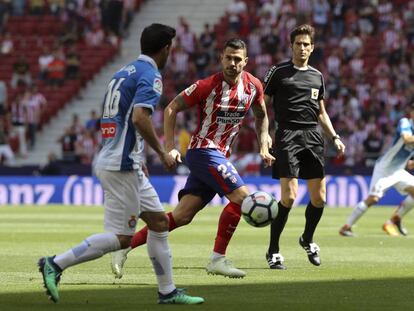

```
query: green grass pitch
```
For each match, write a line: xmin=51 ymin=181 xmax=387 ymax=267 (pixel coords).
xmin=0 ymin=205 xmax=413 ymax=311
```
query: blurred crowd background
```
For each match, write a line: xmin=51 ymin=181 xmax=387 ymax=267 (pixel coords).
xmin=0 ymin=0 xmax=137 ymax=172
xmin=0 ymin=0 xmax=413 ymax=176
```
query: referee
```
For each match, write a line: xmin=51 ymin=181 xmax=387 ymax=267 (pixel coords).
xmin=263 ymin=24 xmax=345 ymax=270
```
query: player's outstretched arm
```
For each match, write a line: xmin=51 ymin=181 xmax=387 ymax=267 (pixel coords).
xmin=164 ymin=94 xmax=189 ymax=162
xmin=252 ymin=99 xmax=275 ymax=167
xmin=132 ymin=106 xmax=176 ymax=171
xmin=318 ymin=99 xmax=345 ymax=155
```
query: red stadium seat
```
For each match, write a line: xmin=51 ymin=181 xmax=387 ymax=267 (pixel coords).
xmin=20 ymin=22 xmax=38 ymax=36
xmin=2 ymin=11 xmax=121 ymax=140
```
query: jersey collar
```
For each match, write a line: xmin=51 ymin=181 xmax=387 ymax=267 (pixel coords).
xmin=221 ymin=71 xmax=244 ymax=87
xmin=293 ymin=64 xmax=309 ymax=71
xmin=290 ymin=59 xmax=309 ymax=70
xmin=138 ymin=54 xmax=158 ymax=70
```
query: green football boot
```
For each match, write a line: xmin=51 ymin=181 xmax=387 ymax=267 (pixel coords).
xmin=38 ymin=256 xmax=62 ymax=303
xmin=158 ymin=288 xmax=204 ymax=305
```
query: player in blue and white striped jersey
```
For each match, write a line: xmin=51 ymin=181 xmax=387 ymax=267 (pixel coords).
xmin=38 ymin=24 xmax=204 ymax=305
xmin=340 ymin=104 xmax=414 ymax=237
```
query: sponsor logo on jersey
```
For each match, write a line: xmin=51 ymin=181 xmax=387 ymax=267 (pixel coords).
xmin=311 ymin=88 xmax=319 ymax=100
xmin=184 ymin=83 xmax=197 ymax=96
xmin=153 ymin=78 xmax=163 ymax=94
xmin=264 ymin=65 xmax=277 ymax=83
xmin=216 ymin=111 xmax=244 ymax=124
xmin=101 ymin=122 xmax=116 ymax=138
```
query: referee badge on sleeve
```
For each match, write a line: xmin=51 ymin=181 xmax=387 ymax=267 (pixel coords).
xmin=311 ymin=88 xmax=319 ymax=100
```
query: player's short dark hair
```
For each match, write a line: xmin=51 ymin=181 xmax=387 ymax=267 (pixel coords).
xmin=224 ymin=38 xmax=247 ymax=54
xmin=140 ymin=23 xmax=176 ymax=55
xmin=290 ymin=24 xmax=315 ymax=44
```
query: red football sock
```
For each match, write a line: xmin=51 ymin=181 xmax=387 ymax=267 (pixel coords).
xmin=130 ymin=212 xmax=177 ymax=249
xmin=213 ymin=202 xmax=241 ymax=255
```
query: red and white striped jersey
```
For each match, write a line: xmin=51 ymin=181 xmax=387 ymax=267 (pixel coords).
xmin=25 ymin=93 xmax=46 ymax=124
xmin=182 ymin=71 xmax=264 ymax=158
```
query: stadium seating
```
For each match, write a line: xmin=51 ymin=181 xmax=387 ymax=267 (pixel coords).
xmin=0 ymin=17 xmax=117 ymax=155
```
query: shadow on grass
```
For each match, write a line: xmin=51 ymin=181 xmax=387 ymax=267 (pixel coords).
xmin=1 ymin=278 xmax=414 ymax=311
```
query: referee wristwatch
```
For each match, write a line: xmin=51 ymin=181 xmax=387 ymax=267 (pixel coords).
xmin=332 ymin=134 xmax=341 ymax=142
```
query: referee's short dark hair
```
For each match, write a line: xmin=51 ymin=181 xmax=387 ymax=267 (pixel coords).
xmin=224 ymin=38 xmax=247 ymax=54
xmin=140 ymin=23 xmax=176 ymax=55
xmin=290 ymin=24 xmax=315 ymax=44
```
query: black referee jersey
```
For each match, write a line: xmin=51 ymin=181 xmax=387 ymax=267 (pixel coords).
xmin=263 ymin=60 xmax=325 ymax=129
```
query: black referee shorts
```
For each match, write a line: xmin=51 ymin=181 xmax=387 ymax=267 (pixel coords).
xmin=272 ymin=127 xmax=325 ymax=179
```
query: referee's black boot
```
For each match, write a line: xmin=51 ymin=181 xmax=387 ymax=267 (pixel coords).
xmin=299 ymin=236 xmax=321 ymax=266
xmin=266 ymin=252 xmax=287 ymax=270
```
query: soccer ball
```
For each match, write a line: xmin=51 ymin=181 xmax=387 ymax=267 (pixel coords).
xmin=241 ymin=191 xmax=278 ymax=227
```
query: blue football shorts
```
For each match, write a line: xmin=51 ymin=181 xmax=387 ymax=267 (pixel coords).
xmin=178 ymin=148 xmax=245 ymax=206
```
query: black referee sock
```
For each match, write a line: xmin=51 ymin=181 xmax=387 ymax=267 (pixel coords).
xmin=302 ymin=202 xmax=324 ymax=243
xmin=268 ymin=202 xmax=291 ymax=254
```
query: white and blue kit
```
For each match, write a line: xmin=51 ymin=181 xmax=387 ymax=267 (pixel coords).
xmin=95 ymin=54 xmax=162 ymax=171
xmin=369 ymin=117 xmax=414 ymax=198
xmin=94 ymin=55 xmax=164 ymax=235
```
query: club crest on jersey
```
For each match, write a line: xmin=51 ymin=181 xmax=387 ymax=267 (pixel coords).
xmin=153 ymin=78 xmax=163 ymax=95
xmin=184 ymin=83 xmax=197 ymax=96
xmin=128 ymin=215 xmax=137 ymax=229
xmin=240 ymin=94 xmax=250 ymax=105
xmin=101 ymin=122 xmax=116 ymax=138
xmin=311 ymin=88 xmax=319 ymax=100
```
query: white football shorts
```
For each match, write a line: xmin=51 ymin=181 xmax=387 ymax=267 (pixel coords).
xmin=369 ymin=166 xmax=414 ymax=198
xmin=95 ymin=168 xmax=164 ymax=236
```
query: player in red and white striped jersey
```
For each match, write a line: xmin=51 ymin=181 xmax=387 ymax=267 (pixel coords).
xmin=111 ymin=39 xmax=274 ymax=279
xmin=184 ymin=66 xmax=263 ymax=157
xmin=25 ymin=86 xmax=46 ymax=148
